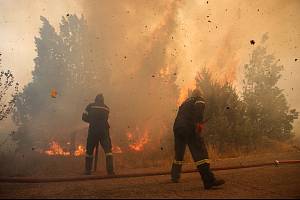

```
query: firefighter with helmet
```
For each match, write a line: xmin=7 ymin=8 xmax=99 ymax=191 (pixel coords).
xmin=82 ymin=94 xmax=114 ymax=175
xmin=171 ymin=88 xmax=225 ymax=189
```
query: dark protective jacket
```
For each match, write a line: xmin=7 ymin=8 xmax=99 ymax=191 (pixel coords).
xmin=173 ymin=96 xmax=205 ymax=131
xmin=82 ymin=102 xmax=110 ymax=129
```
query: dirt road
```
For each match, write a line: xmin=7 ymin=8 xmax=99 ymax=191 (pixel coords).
xmin=1 ymin=152 xmax=300 ymax=199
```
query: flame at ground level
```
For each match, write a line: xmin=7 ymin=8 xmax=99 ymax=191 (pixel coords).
xmin=127 ymin=129 xmax=150 ymax=152
xmin=112 ymin=145 xmax=123 ymax=154
xmin=74 ymin=145 xmax=85 ymax=156
xmin=43 ymin=126 xmax=154 ymax=156
xmin=44 ymin=141 xmax=85 ymax=156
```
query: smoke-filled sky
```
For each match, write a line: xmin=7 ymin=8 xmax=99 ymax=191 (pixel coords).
xmin=0 ymin=0 xmax=300 ymax=133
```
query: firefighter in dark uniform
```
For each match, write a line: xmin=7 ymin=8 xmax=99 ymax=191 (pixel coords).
xmin=82 ymin=94 xmax=114 ymax=175
xmin=171 ymin=89 xmax=225 ymax=189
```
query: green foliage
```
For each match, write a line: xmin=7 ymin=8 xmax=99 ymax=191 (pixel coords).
xmin=195 ymin=42 xmax=298 ymax=153
xmin=12 ymin=14 xmax=179 ymax=152
xmin=12 ymin=14 xmax=297 ymax=155
xmin=196 ymin=69 xmax=247 ymax=153
xmin=12 ymin=15 xmax=95 ymax=149
xmin=243 ymin=45 xmax=298 ymax=141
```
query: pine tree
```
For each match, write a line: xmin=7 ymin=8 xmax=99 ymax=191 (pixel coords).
xmin=196 ymin=68 xmax=246 ymax=153
xmin=12 ymin=14 xmax=106 ymax=150
xmin=243 ymin=44 xmax=298 ymax=142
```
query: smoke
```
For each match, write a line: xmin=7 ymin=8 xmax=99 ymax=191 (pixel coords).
xmin=75 ymin=0 xmax=186 ymax=150
xmin=2 ymin=0 xmax=299 ymax=152
xmin=79 ymin=0 xmax=300 ymax=145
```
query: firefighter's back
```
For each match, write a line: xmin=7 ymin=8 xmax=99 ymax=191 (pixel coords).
xmin=86 ymin=102 xmax=110 ymax=130
xmin=174 ymin=97 xmax=196 ymax=130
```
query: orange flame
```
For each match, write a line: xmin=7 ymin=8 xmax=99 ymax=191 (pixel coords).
xmin=177 ymin=81 xmax=196 ymax=106
xmin=128 ymin=129 xmax=150 ymax=152
xmin=127 ymin=132 xmax=133 ymax=141
xmin=45 ymin=141 xmax=70 ymax=156
xmin=74 ymin=145 xmax=85 ymax=156
xmin=112 ymin=145 xmax=123 ymax=154
xmin=159 ymin=66 xmax=171 ymax=78
xmin=50 ymin=88 xmax=58 ymax=98
xmin=44 ymin=141 xmax=85 ymax=156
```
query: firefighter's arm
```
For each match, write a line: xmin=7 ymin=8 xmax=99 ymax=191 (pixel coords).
xmin=82 ymin=106 xmax=90 ymax=123
xmin=194 ymin=99 xmax=205 ymax=134
xmin=105 ymin=105 xmax=110 ymax=128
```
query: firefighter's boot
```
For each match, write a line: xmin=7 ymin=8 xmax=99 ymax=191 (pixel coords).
xmin=198 ymin=163 xmax=225 ymax=189
xmin=106 ymin=153 xmax=115 ymax=175
xmin=85 ymin=156 xmax=93 ymax=175
xmin=171 ymin=161 xmax=183 ymax=183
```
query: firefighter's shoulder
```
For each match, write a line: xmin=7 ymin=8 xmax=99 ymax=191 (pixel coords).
xmin=90 ymin=104 xmax=110 ymax=112
xmin=194 ymin=97 xmax=205 ymax=105
xmin=104 ymin=104 xmax=110 ymax=111
xmin=85 ymin=103 xmax=93 ymax=111
xmin=86 ymin=102 xmax=100 ymax=112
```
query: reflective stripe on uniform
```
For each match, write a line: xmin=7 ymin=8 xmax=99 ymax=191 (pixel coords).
xmin=86 ymin=154 xmax=93 ymax=158
xmin=195 ymin=159 xmax=210 ymax=166
xmin=195 ymin=100 xmax=205 ymax=104
xmin=91 ymin=106 xmax=110 ymax=112
xmin=173 ymin=160 xmax=185 ymax=165
xmin=105 ymin=152 xmax=113 ymax=156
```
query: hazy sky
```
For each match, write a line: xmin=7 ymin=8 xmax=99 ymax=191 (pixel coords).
xmin=0 ymin=0 xmax=299 ymax=132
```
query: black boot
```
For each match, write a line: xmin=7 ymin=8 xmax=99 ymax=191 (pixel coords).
xmin=171 ymin=163 xmax=182 ymax=183
xmin=106 ymin=155 xmax=115 ymax=175
xmin=198 ymin=163 xmax=225 ymax=189
xmin=85 ymin=157 xmax=93 ymax=175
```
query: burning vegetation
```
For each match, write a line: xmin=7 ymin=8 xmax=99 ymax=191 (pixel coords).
xmin=42 ymin=127 xmax=151 ymax=157
xmin=127 ymin=128 xmax=150 ymax=152
xmin=44 ymin=141 xmax=85 ymax=157
xmin=0 ymin=1 xmax=296 ymax=175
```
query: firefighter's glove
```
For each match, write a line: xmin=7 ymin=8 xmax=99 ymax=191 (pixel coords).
xmin=82 ymin=112 xmax=89 ymax=123
xmin=196 ymin=123 xmax=204 ymax=135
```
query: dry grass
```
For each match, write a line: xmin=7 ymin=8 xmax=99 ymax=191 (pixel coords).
xmin=0 ymin=138 xmax=299 ymax=177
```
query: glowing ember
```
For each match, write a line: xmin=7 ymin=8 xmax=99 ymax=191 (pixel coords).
xmin=50 ymin=88 xmax=58 ymax=98
xmin=127 ymin=132 xmax=133 ymax=141
xmin=159 ymin=66 xmax=171 ymax=77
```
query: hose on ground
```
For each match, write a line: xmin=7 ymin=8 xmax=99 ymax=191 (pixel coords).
xmin=0 ymin=160 xmax=299 ymax=183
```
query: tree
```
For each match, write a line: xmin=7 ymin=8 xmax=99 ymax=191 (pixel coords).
xmin=243 ymin=42 xmax=298 ymax=142
xmin=13 ymin=16 xmax=71 ymax=148
xmin=12 ymin=14 xmax=109 ymax=150
xmin=0 ymin=53 xmax=19 ymax=121
xmin=196 ymin=68 xmax=246 ymax=153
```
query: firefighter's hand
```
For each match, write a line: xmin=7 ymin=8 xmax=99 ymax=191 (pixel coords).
xmin=82 ymin=112 xmax=89 ymax=123
xmin=195 ymin=123 xmax=204 ymax=135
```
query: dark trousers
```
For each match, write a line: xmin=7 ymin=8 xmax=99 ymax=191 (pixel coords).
xmin=86 ymin=127 xmax=112 ymax=156
xmin=173 ymin=127 xmax=208 ymax=162
xmin=171 ymin=127 xmax=214 ymax=184
xmin=85 ymin=127 xmax=114 ymax=174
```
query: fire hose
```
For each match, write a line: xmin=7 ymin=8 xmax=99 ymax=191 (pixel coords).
xmin=0 ymin=160 xmax=299 ymax=183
